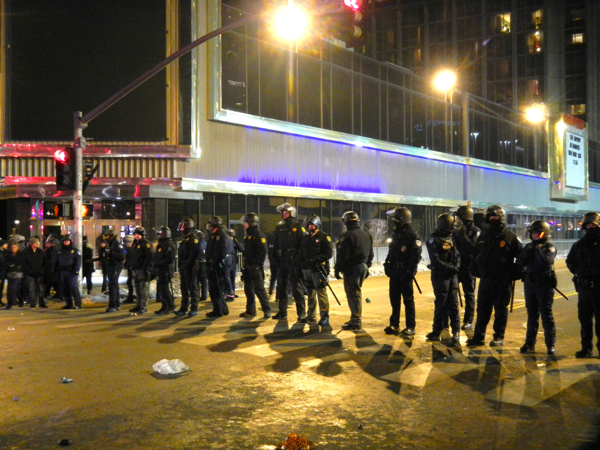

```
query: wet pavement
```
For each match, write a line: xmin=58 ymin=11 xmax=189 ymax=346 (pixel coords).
xmin=2 ymin=260 xmax=600 ymax=449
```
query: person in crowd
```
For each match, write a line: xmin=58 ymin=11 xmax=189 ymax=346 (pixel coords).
xmin=239 ymin=213 xmax=271 ymax=319
xmin=452 ymin=204 xmax=480 ymax=330
xmin=4 ymin=241 xmax=23 ymax=310
xmin=22 ymin=237 xmax=46 ymax=309
xmin=104 ymin=229 xmax=125 ymax=313
xmin=122 ymin=235 xmax=136 ymax=304
xmin=226 ymin=229 xmax=244 ymax=300
xmin=517 ymin=220 xmax=557 ymax=356
xmin=425 ymin=213 xmax=460 ymax=343
xmin=205 ymin=216 xmax=230 ymax=318
xmin=127 ymin=227 xmax=154 ymax=314
xmin=196 ymin=228 xmax=209 ymax=302
xmin=0 ymin=239 xmax=7 ymax=306
xmin=383 ymin=206 xmax=422 ymax=336
xmin=56 ymin=235 xmax=82 ymax=310
xmin=298 ymin=214 xmax=333 ymax=326
xmin=43 ymin=237 xmax=61 ymax=300
xmin=466 ymin=205 xmax=522 ymax=347
xmin=81 ymin=236 xmax=95 ymax=295
xmin=176 ymin=219 xmax=201 ymax=316
xmin=334 ymin=211 xmax=374 ymax=331
xmin=272 ymin=202 xmax=305 ymax=321
xmin=95 ymin=234 xmax=109 ymax=293
xmin=154 ymin=226 xmax=176 ymax=315
xmin=567 ymin=212 xmax=600 ymax=358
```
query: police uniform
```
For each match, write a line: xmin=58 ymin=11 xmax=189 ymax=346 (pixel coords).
xmin=452 ymin=221 xmax=480 ymax=326
xmin=104 ymin=236 xmax=125 ymax=311
xmin=384 ymin=224 xmax=422 ymax=332
xmin=177 ymin=231 xmax=201 ymax=314
xmin=335 ymin=220 xmax=374 ymax=329
xmin=517 ymin=239 xmax=557 ymax=353
xmin=206 ymin=226 xmax=230 ymax=317
xmin=299 ymin=229 xmax=333 ymax=323
xmin=426 ymin=229 xmax=460 ymax=338
xmin=272 ymin=217 xmax=305 ymax=319
xmin=469 ymin=223 xmax=522 ymax=344
xmin=56 ymin=241 xmax=82 ymax=309
xmin=241 ymin=225 xmax=271 ymax=317
xmin=154 ymin=237 xmax=176 ymax=313
xmin=128 ymin=237 xmax=154 ymax=312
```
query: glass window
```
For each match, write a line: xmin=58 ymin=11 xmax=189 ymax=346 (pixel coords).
xmin=496 ymin=13 xmax=511 ymax=34
xmin=571 ymin=33 xmax=584 ymax=44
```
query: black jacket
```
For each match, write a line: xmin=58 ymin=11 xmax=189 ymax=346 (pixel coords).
xmin=243 ymin=226 xmax=268 ymax=268
xmin=56 ymin=243 xmax=82 ymax=274
xmin=82 ymin=244 xmax=95 ymax=276
xmin=22 ymin=246 xmax=45 ymax=278
xmin=272 ymin=218 xmax=304 ymax=268
xmin=178 ymin=231 xmax=201 ymax=272
xmin=154 ymin=238 xmax=176 ymax=277
xmin=335 ymin=223 xmax=374 ymax=273
xmin=5 ymin=250 xmax=23 ymax=279
xmin=517 ymin=239 xmax=556 ymax=284
xmin=384 ymin=224 xmax=422 ymax=277
xmin=105 ymin=238 xmax=125 ymax=270
xmin=566 ymin=230 xmax=600 ymax=281
xmin=128 ymin=238 xmax=154 ymax=271
xmin=206 ymin=226 xmax=229 ymax=269
xmin=470 ymin=224 xmax=522 ymax=279
xmin=452 ymin=222 xmax=480 ymax=271
xmin=299 ymin=229 xmax=333 ymax=273
xmin=426 ymin=229 xmax=460 ymax=279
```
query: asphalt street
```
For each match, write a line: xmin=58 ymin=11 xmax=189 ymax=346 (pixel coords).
xmin=2 ymin=259 xmax=600 ymax=449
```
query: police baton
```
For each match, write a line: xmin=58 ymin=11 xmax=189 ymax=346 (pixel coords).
xmin=555 ymin=286 xmax=569 ymax=301
xmin=314 ymin=263 xmax=342 ymax=306
xmin=457 ymin=284 xmax=463 ymax=308
xmin=510 ymin=280 xmax=516 ymax=312
xmin=413 ymin=277 xmax=422 ymax=294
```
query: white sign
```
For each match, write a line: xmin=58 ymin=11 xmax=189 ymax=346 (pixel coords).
xmin=565 ymin=131 xmax=585 ymax=189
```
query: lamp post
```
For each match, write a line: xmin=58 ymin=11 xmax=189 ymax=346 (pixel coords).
xmin=525 ymin=103 xmax=547 ymax=172
xmin=433 ymin=69 xmax=457 ymax=153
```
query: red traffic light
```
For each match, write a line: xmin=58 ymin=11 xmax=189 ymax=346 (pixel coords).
xmin=344 ymin=0 xmax=362 ymax=11
xmin=54 ymin=149 xmax=70 ymax=163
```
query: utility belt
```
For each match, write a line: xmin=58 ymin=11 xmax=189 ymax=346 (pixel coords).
xmin=575 ymin=278 xmax=599 ymax=290
xmin=524 ymin=271 xmax=557 ymax=288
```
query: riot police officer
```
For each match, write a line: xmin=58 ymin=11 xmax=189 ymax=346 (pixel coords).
xmin=298 ymin=214 xmax=333 ymax=326
xmin=128 ymin=227 xmax=154 ymax=314
xmin=425 ymin=213 xmax=461 ymax=343
xmin=205 ymin=216 xmax=230 ymax=317
xmin=452 ymin=204 xmax=481 ymax=330
xmin=517 ymin=220 xmax=557 ymax=355
xmin=567 ymin=212 xmax=600 ymax=358
xmin=176 ymin=219 xmax=201 ymax=316
xmin=335 ymin=211 xmax=374 ymax=330
xmin=239 ymin=213 xmax=271 ymax=319
xmin=154 ymin=226 xmax=176 ymax=315
xmin=272 ymin=202 xmax=305 ymax=321
xmin=104 ymin=229 xmax=125 ymax=312
xmin=467 ymin=205 xmax=522 ymax=346
xmin=56 ymin=235 xmax=82 ymax=310
xmin=383 ymin=207 xmax=422 ymax=336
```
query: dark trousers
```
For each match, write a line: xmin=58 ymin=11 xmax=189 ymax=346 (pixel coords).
xmin=44 ymin=272 xmax=61 ymax=298
xmin=243 ymin=267 xmax=270 ymax=315
xmin=25 ymin=276 xmax=45 ymax=307
xmin=208 ymin=267 xmax=229 ymax=316
xmin=0 ymin=278 xmax=5 ymax=302
xmin=7 ymin=277 xmax=22 ymax=307
xmin=83 ymin=273 xmax=93 ymax=294
xmin=157 ymin=273 xmax=174 ymax=310
xmin=107 ymin=267 xmax=121 ymax=309
xmin=458 ymin=269 xmax=476 ymax=324
xmin=343 ymin=263 xmax=368 ymax=326
xmin=432 ymin=275 xmax=460 ymax=334
xmin=132 ymin=269 xmax=150 ymax=310
xmin=60 ymin=271 xmax=82 ymax=307
xmin=276 ymin=264 xmax=305 ymax=318
xmin=269 ymin=263 xmax=278 ymax=295
xmin=101 ymin=268 xmax=108 ymax=292
xmin=228 ymin=262 xmax=237 ymax=295
xmin=473 ymin=277 xmax=512 ymax=341
xmin=389 ymin=271 xmax=416 ymax=329
xmin=301 ymin=268 xmax=329 ymax=319
xmin=180 ymin=267 xmax=199 ymax=312
xmin=577 ymin=286 xmax=600 ymax=351
xmin=126 ymin=269 xmax=135 ymax=301
xmin=198 ymin=264 xmax=208 ymax=300
xmin=524 ymin=281 xmax=556 ymax=348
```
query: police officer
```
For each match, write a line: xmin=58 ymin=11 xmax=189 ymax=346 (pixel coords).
xmin=272 ymin=202 xmax=305 ymax=321
xmin=154 ymin=226 xmax=176 ymax=315
xmin=335 ymin=211 xmax=374 ymax=331
xmin=95 ymin=234 xmax=109 ymax=293
xmin=128 ymin=227 xmax=154 ymax=314
xmin=517 ymin=220 xmax=557 ymax=355
xmin=176 ymin=219 xmax=201 ymax=316
xmin=452 ymin=204 xmax=480 ymax=330
xmin=425 ymin=213 xmax=461 ymax=343
xmin=227 ymin=229 xmax=244 ymax=300
xmin=205 ymin=216 xmax=230 ymax=317
xmin=82 ymin=236 xmax=95 ymax=295
xmin=239 ymin=213 xmax=271 ymax=319
xmin=298 ymin=214 xmax=333 ymax=326
xmin=467 ymin=205 xmax=522 ymax=346
xmin=566 ymin=212 xmax=600 ymax=358
xmin=383 ymin=207 xmax=422 ymax=336
xmin=104 ymin=229 xmax=125 ymax=312
xmin=56 ymin=235 xmax=82 ymax=310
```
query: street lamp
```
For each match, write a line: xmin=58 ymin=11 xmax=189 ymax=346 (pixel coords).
xmin=525 ymin=103 xmax=548 ymax=171
xmin=274 ymin=5 xmax=309 ymax=40
xmin=433 ymin=69 xmax=457 ymax=154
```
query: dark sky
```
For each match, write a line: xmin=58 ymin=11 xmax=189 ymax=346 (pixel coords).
xmin=7 ymin=0 xmax=168 ymax=142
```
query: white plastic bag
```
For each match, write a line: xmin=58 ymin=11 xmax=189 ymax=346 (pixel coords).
xmin=152 ymin=359 xmax=190 ymax=375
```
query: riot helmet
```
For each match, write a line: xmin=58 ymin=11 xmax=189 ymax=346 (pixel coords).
xmin=61 ymin=234 xmax=73 ymax=244
xmin=157 ymin=226 xmax=172 ymax=239
xmin=436 ymin=213 xmax=455 ymax=233
xmin=227 ymin=229 xmax=236 ymax=238
xmin=276 ymin=202 xmax=296 ymax=218
xmin=581 ymin=212 xmax=600 ymax=230
xmin=386 ymin=207 xmax=412 ymax=225
xmin=241 ymin=213 xmax=259 ymax=227
xmin=208 ymin=216 xmax=223 ymax=229
xmin=133 ymin=226 xmax=146 ymax=237
xmin=455 ymin=205 xmax=474 ymax=222
xmin=485 ymin=205 xmax=505 ymax=223
xmin=303 ymin=214 xmax=322 ymax=230
xmin=342 ymin=211 xmax=360 ymax=226
xmin=178 ymin=219 xmax=195 ymax=234
xmin=527 ymin=220 xmax=551 ymax=241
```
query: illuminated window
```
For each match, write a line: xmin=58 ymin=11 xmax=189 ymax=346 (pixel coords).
xmin=532 ymin=9 xmax=543 ymax=29
xmin=413 ymin=48 xmax=422 ymax=63
xmin=572 ymin=33 xmax=584 ymax=44
xmin=569 ymin=104 xmax=586 ymax=115
xmin=527 ymin=31 xmax=543 ymax=53
xmin=496 ymin=13 xmax=511 ymax=33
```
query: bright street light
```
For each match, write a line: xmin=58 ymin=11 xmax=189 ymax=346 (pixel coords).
xmin=274 ymin=5 xmax=309 ymax=40
xmin=433 ymin=69 xmax=457 ymax=93
xmin=525 ymin=104 xmax=547 ymax=124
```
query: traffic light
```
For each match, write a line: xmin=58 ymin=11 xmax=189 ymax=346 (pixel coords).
xmin=54 ymin=147 xmax=76 ymax=191
xmin=317 ymin=0 xmax=366 ymax=48
xmin=82 ymin=159 xmax=97 ymax=193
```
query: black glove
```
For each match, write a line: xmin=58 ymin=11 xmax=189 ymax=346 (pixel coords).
xmin=335 ymin=270 xmax=342 ymax=280
xmin=383 ymin=262 xmax=391 ymax=277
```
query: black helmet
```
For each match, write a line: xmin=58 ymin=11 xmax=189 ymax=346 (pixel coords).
xmin=61 ymin=234 xmax=73 ymax=243
xmin=342 ymin=211 xmax=360 ymax=226
xmin=241 ymin=213 xmax=259 ymax=226
xmin=527 ymin=220 xmax=551 ymax=241
xmin=485 ymin=205 xmax=505 ymax=223
xmin=133 ymin=226 xmax=146 ymax=237
xmin=157 ymin=226 xmax=172 ymax=239
xmin=437 ymin=213 xmax=455 ymax=232
xmin=455 ymin=205 xmax=474 ymax=222
xmin=227 ymin=229 xmax=236 ymax=237
xmin=276 ymin=202 xmax=296 ymax=217
xmin=386 ymin=207 xmax=411 ymax=224
xmin=104 ymin=228 xmax=116 ymax=237
xmin=303 ymin=214 xmax=322 ymax=229
xmin=178 ymin=219 xmax=195 ymax=233
xmin=208 ymin=216 xmax=223 ymax=228
xmin=581 ymin=212 xmax=600 ymax=230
